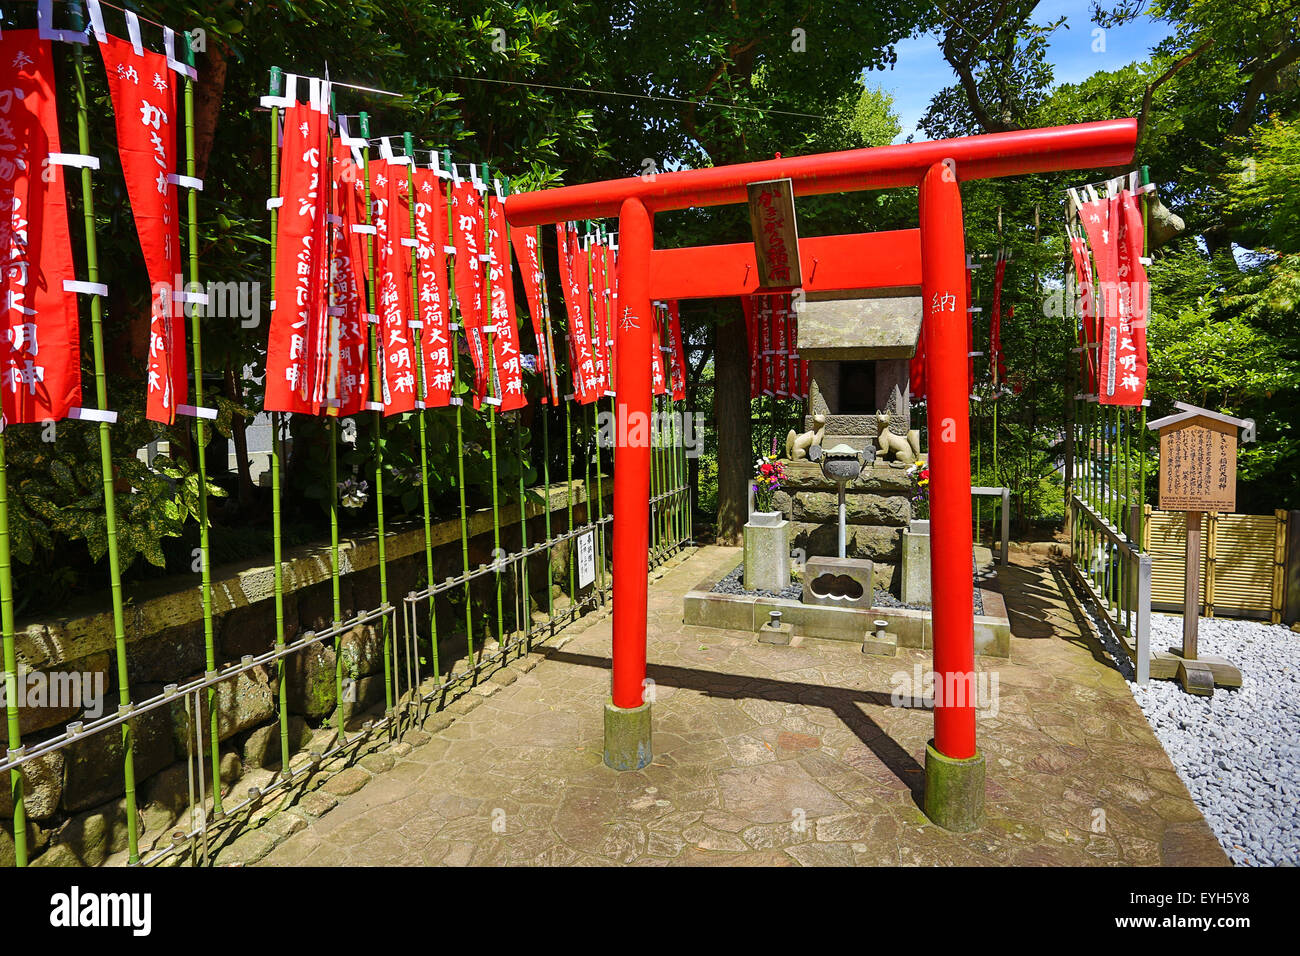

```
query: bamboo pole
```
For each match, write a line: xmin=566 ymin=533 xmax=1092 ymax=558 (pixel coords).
xmin=267 ymin=69 xmax=291 ymax=775
xmin=502 ymin=176 xmax=530 ymax=650
xmin=0 ymin=434 xmax=26 ymax=865
xmin=323 ymin=92 xmax=344 ymax=742
xmin=481 ymin=165 xmax=504 ymax=649
xmin=443 ymin=150 xmax=475 ymax=680
xmin=357 ymin=114 xmax=392 ymax=713
xmin=405 ymin=134 xmax=440 ymax=683
xmin=179 ymin=35 xmax=222 ymax=814
xmin=71 ymin=15 xmax=139 ymax=863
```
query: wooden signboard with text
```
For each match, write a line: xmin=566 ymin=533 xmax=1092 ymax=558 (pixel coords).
xmin=1157 ymin=416 xmax=1237 ymax=514
xmin=747 ymin=178 xmax=801 ymax=289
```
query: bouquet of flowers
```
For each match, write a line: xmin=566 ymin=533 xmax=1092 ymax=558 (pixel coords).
xmin=906 ymin=457 xmax=930 ymax=519
xmin=752 ymin=456 xmax=786 ymax=513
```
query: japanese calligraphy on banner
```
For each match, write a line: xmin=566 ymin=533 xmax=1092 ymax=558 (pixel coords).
xmin=266 ymin=82 xmax=329 ymax=414
xmin=372 ymin=162 xmax=416 ymax=415
xmin=557 ymin=223 xmax=600 ymax=404
xmin=510 ymin=224 xmax=558 ymax=404
xmin=99 ymin=33 xmax=186 ymax=424
xmin=0 ymin=31 xmax=82 ymax=426
xmin=1101 ymin=190 xmax=1148 ymax=406
xmin=1078 ymin=194 xmax=1116 ymax=398
xmin=746 ymin=178 xmax=801 ymax=288
xmin=486 ymin=194 xmax=525 ymax=411
xmin=451 ymin=179 xmax=489 ymax=407
xmin=327 ymin=141 xmax=368 ymax=416
xmin=743 ymin=297 xmax=760 ymax=399
xmin=412 ymin=168 xmax=452 ymax=408
xmin=588 ymin=241 xmax=610 ymax=396
xmin=667 ymin=300 xmax=687 ymax=402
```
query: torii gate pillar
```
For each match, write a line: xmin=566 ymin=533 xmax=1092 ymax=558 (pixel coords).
xmin=603 ymin=196 xmax=654 ymax=770
xmin=918 ymin=160 xmax=984 ymax=830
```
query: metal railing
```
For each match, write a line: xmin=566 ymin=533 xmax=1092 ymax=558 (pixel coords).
xmin=1068 ymin=493 xmax=1152 ymax=683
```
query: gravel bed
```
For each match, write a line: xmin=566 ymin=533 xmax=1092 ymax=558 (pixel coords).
xmin=1084 ymin=603 xmax=1300 ymax=866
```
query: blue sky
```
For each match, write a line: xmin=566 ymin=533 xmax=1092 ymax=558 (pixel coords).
xmin=877 ymin=1 xmax=1174 ymax=141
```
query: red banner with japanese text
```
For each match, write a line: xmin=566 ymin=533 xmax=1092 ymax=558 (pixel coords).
xmin=510 ymin=224 xmax=556 ymax=403
xmin=667 ymin=300 xmax=687 ymax=402
xmin=266 ymin=85 xmax=329 ymax=414
xmin=486 ymin=194 xmax=526 ymax=411
xmin=1100 ymin=191 xmax=1148 ymax=406
xmin=412 ymin=169 xmax=452 ymax=408
xmin=327 ymin=140 xmax=368 ymax=416
xmin=743 ymin=297 xmax=760 ymax=399
xmin=99 ymin=33 xmax=186 ymax=424
xmin=557 ymin=223 xmax=599 ymax=404
xmin=1 ymin=31 xmax=81 ymax=425
xmin=371 ymin=161 xmax=417 ymax=415
xmin=1078 ymin=195 xmax=1115 ymax=399
xmin=589 ymin=242 xmax=610 ymax=396
xmin=451 ymin=178 xmax=489 ymax=407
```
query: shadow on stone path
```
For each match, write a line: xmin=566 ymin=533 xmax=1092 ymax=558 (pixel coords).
xmin=257 ymin=545 xmax=1228 ymax=867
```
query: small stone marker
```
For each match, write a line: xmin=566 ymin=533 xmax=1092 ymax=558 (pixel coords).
xmin=758 ymin=609 xmax=793 ymax=645
xmin=1149 ymin=402 xmax=1252 ymax=695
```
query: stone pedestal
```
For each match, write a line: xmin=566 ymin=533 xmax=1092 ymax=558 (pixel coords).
xmin=901 ymin=521 xmax=931 ymax=605
xmin=743 ymin=514 xmax=790 ymax=592
xmin=803 ymin=556 xmax=874 ymax=608
xmin=604 ymin=699 xmax=652 ymax=771
xmin=923 ymin=740 xmax=985 ymax=832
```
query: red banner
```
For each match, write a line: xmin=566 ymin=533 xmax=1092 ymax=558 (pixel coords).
xmin=1101 ymin=190 xmax=1149 ymax=406
xmin=412 ymin=168 xmax=452 ymax=408
xmin=589 ymin=242 xmax=610 ymax=395
xmin=557 ymin=223 xmax=599 ymax=404
xmin=650 ymin=304 xmax=667 ymax=397
xmin=667 ymin=300 xmax=687 ymax=402
xmin=266 ymin=86 xmax=329 ymax=414
xmin=327 ymin=141 xmax=368 ymax=416
xmin=372 ymin=161 xmax=417 ymax=415
xmin=99 ymin=33 xmax=186 ymax=424
xmin=451 ymin=178 xmax=489 ymax=407
xmin=510 ymin=224 xmax=557 ymax=403
xmin=743 ymin=297 xmax=760 ymax=399
xmin=1079 ymin=194 xmax=1115 ymax=399
xmin=1068 ymin=234 xmax=1097 ymax=392
xmin=486 ymin=194 xmax=525 ymax=411
xmin=989 ymin=253 xmax=1007 ymax=388
xmin=1 ymin=31 xmax=81 ymax=425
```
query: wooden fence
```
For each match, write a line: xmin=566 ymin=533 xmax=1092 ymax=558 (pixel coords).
xmin=1144 ymin=507 xmax=1288 ymax=622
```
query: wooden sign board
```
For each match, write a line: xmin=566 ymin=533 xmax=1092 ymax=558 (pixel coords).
xmin=1157 ymin=416 xmax=1237 ymax=513
xmin=747 ymin=178 xmax=801 ymax=288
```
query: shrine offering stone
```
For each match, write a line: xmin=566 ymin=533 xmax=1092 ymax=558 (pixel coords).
xmin=803 ymin=556 xmax=875 ymax=609
xmin=902 ymin=524 xmax=931 ymax=605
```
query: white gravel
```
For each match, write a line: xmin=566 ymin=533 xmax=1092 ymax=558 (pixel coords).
xmin=1122 ymin=614 xmax=1300 ymax=866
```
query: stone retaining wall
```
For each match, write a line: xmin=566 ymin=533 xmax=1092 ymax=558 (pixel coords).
xmin=773 ymin=460 xmax=915 ymax=592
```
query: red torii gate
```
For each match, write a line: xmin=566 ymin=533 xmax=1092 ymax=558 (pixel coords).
xmin=505 ymin=119 xmax=1136 ymax=830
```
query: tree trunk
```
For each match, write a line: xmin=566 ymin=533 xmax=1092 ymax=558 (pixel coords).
xmin=714 ymin=308 xmax=751 ymax=545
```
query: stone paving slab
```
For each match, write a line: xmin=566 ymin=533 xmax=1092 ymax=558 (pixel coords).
xmin=259 ymin=546 xmax=1228 ymax=867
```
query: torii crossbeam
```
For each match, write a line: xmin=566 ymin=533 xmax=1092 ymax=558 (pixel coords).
xmin=505 ymin=119 xmax=1136 ymax=831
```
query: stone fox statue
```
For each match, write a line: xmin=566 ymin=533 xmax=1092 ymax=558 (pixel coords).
xmin=785 ymin=414 xmax=826 ymax=460
xmin=876 ymin=411 xmax=920 ymax=463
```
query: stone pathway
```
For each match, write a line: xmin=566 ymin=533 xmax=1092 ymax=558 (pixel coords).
xmin=259 ymin=546 xmax=1227 ymax=866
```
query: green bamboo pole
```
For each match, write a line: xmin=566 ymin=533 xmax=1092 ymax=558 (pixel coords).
xmin=0 ymin=434 xmax=26 ymax=866
xmin=323 ymin=94 xmax=343 ymax=742
xmin=565 ymin=359 xmax=576 ymax=611
xmin=404 ymin=134 xmax=440 ymax=683
xmin=72 ymin=14 xmax=138 ymax=863
xmin=499 ymin=177 xmax=532 ymax=648
xmin=267 ymin=69 xmax=291 ymax=772
xmin=444 ymin=151 xmax=475 ymax=679
xmin=1137 ymin=165 xmax=1151 ymax=553
xmin=179 ymin=36 xmax=222 ymax=814
xmin=586 ymin=228 xmax=607 ymax=599
xmin=541 ymin=403 xmax=554 ymax=633
xmin=357 ymin=115 xmax=393 ymax=712
xmin=481 ymin=165 xmax=504 ymax=649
